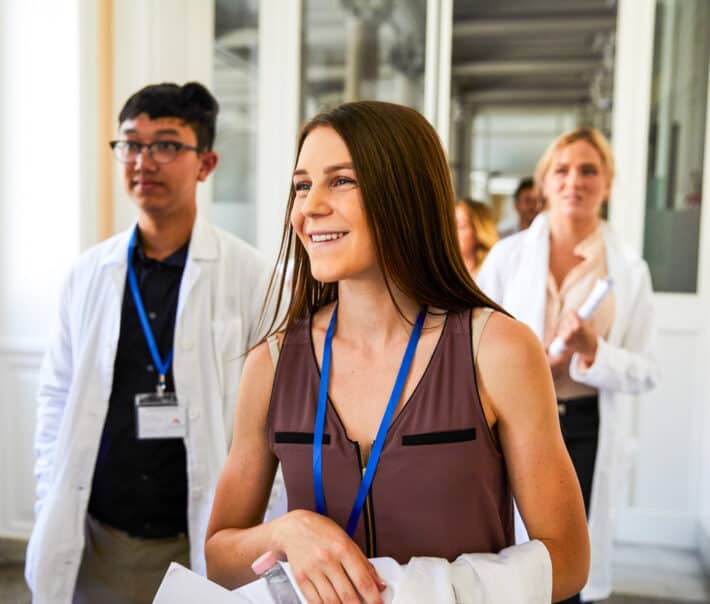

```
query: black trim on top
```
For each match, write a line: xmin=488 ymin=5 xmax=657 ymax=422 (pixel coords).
xmin=274 ymin=431 xmax=331 ymax=445
xmin=401 ymin=427 xmax=476 ymax=446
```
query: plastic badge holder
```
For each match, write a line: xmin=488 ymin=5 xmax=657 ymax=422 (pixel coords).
xmin=251 ymin=551 xmax=301 ymax=604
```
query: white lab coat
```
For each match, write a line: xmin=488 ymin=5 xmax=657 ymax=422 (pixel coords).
xmin=476 ymin=212 xmax=659 ymax=601
xmin=153 ymin=540 xmax=552 ymax=604
xmin=25 ymin=217 xmax=271 ymax=604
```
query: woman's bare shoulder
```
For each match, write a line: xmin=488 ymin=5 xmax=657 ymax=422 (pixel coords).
xmin=248 ymin=337 xmax=279 ymax=370
xmin=475 ymin=309 xmax=554 ymax=417
xmin=236 ymin=338 xmax=283 ymax=426
xmin=475 ymin=309 xmax=542 ymax=358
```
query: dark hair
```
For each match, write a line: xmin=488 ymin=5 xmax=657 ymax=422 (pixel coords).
xmin=118 ymin=82 xmax=219 ymax=151
xmin=264 ymin=100 xmax=505 ymax=336
xmin=514 ymin=177 xmax=534 ymax=202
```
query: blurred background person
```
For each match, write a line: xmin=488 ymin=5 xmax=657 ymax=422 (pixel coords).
xmin=499 ymin=177 xmax=542 ymax=238
xmin=455 ymin=198 xmax=499 ymax=279
xmin=477 ymin=128 xmax=658 ymax=604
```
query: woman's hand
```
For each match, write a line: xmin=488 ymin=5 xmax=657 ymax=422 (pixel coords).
xmin=554 ymin=311 xmax=598 ymax=367
xmin=547 ymin=347 xmax=574 ymax=381
xmin=206 ymin=341 xmax=386 ymax=599
xmin=276 ymin=509 xmax=386 ymax=604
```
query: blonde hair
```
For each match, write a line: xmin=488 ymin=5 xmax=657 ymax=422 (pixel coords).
xmin=456 ymin=198 xmax=499 ymax=269
xmin=534 ymin=127 xmax=615 ymax=196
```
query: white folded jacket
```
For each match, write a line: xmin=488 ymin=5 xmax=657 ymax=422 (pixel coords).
xmin=153 ymin=540 xmax=552 ymax=604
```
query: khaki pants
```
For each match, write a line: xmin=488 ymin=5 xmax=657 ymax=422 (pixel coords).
xmin=73 ymin=515 xmax=190 ymax=604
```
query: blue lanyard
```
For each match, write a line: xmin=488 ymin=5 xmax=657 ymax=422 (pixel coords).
xmin=313 ymin=305 xmax=427 ymax=538
xmin=127 ymin=228 xmax=174 ymax=394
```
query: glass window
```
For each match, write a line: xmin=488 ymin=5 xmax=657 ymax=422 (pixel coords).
xmin=300 ymin=0 xmax=427 ymax=121
xmin=643 ymin=0 xmax=709 ymax=293
xmin=212 ymin=0 xmax=259 ymax=245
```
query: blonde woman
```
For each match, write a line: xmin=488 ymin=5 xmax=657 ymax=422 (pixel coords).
xmin=455 ymin=198 xmax=499 ymax=278
xmin=478 ymin=128 xmax=658 ymax=603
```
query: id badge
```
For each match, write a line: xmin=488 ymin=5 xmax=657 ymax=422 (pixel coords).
xmin=135 ymin=392 xmax=187 ymax=440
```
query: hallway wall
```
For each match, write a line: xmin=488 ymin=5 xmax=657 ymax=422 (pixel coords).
xmin=0 ymin=0 xmax=88 ymax=538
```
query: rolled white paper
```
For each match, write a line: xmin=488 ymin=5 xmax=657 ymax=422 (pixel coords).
xmin=548 ymin=277 xmax=614 ymax=357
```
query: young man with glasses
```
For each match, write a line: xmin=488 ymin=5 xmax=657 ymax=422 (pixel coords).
xmin=25 ymin=82 xmax=271 ymax=604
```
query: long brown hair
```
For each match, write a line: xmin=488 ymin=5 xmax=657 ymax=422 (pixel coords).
xmin=456 ymin=198 xmax=500 ymax=270
xmin=263 ymin=101 xmax=504 ymax=336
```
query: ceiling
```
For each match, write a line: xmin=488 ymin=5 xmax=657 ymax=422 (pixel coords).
xmin=452 ymin=0 xmax=618 ymax=110
xmin=213 ymin=0 xmax=618 ymax=115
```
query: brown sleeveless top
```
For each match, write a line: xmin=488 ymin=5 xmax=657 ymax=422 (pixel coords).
xmin=267 ymin=309 xmax=514 ymax=563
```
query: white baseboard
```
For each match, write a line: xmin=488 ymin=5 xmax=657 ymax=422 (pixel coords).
xmin=0 ymin=341 xmax=42 ymax=540
xmin=613 ymin=542 xmax=710 ymax=601
xmin=615 ymin=507 xmax=696 ymax=549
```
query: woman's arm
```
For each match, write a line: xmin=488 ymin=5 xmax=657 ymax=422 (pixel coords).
xmin=476 ymin=312 xmax=590 ymax=602
xmin=566 ymin=265 xmax=658 ymax=394
xmin=204 ymin=340 xmax=385 ymax=603
xmin=205 ymin=340 xmax=281 ymax=586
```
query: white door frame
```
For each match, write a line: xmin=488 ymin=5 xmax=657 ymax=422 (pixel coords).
xmin=425 ymin=0 xmax=453 ymax=145
xmin=256 ymin=0 xmax=303 ymax=260
xmin=611 ymin=0 xmax=710 ymax=553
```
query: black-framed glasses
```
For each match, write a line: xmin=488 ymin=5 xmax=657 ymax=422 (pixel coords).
xmin=109 ymin=140 xmax=201 ymax=164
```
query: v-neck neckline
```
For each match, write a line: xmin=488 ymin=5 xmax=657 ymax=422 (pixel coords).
xmin=307 ymin=309 xmax=449 ymax=448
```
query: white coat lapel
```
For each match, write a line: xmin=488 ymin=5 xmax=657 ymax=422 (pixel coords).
xmin=506 ymin=214 xmax=549 ymax=340
xmin=602 ymin=224 xmax=630 ymax=347
xmin=177 ymin=217 xmax=218 ymax=321
xmin=96 ymin=228 xmax=132 ymax=382
xmin=100 ymin=227 xmax=132 ymax=303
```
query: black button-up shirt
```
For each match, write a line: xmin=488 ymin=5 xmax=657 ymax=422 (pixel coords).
xmin=88 ymin=239 xmax=189 ymax=538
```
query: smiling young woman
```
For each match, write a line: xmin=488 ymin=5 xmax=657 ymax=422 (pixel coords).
xmin=205 ymin=101 xmax=590 ymax=604
xmin=290 ymin=129 xmax=378 ymax=284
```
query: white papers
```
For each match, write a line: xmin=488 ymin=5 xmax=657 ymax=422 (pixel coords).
xmin=152 ymin=559 xmax=402 ymax=604
xmin=152 ymin=563 xmax=274 ymax=603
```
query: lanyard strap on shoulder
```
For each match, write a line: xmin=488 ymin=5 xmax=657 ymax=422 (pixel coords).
xmin=127 ymin=228 xmax=174 ymax=391
xmin=313 ymin=305 xmax=426 ymax=537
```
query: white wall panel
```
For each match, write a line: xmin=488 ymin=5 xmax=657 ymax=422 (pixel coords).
xmin=634 ymin=330 xmax=700 ymax=513
xmin=696 ymin=15 xmax=710 ymax=567
xmin=256 ymin=0 xmax=303 ymax=259
xmin=112 ymin=0 xmax=215 ymax=235
xmin=0 ymin=0 xmax=85 ymax=540
xmin=0 ymin=341 xmax=43 ymax=539
xmin=615 ymin=319 xmax=705 ymax=550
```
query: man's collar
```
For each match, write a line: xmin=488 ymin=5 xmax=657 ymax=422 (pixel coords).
xmin=99 ymin=216 xmax=218 ymax=267
xmin=187 ymin=216 xmax=218 ymax=261
xmin=133 ymin=235 xmax=190 ymax=268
